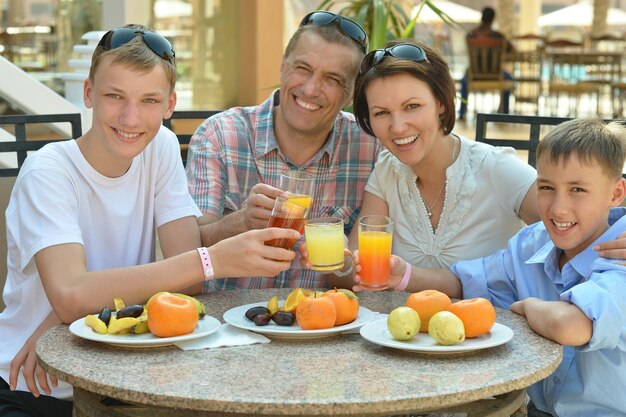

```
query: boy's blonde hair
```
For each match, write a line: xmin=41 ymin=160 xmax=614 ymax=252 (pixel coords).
xmin=89 ymin=24 xmax=177 ymax=91
xmin=537 ymin=118 xmax=626 ymax=179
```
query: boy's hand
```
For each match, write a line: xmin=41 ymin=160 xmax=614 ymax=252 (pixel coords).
xmin=210 ymin=227 xmax=299 ymax=278
xmin=352 ymin=252 xmax=405 ymax=292
xmin=9 ymin=313 xmax=60 ymax=397
xmin=594 ymin=231 xmax=626 ymax=264
xmin=241 ymin=184 xmax=283 ymax=230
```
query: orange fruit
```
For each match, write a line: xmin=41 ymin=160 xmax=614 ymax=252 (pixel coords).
xmin=323 ymin=288 xmax=359 ymax=326
xmin=405 ymin=289 xmax=452 ymax=332
xmin=296 ymin=294 xmax=336 ymax=330
xmin=447 ymin=298 xmax=496 ymax=338
xmin=147 ymin=292 xmax=199 ymax=337
xmin=282 ymin=288 xmax=305 ymax=314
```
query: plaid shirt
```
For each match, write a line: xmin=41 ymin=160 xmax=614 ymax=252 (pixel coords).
xmin=186 ymin=91 xmax=381 ymax=291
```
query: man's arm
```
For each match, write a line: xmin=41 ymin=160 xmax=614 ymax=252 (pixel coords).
xmin=198 ymin=184 xmax=283 ymax=247
xmin=510 ymin=298 xmax=592 ymax=346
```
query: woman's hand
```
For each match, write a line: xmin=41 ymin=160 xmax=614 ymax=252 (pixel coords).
xmin=351 ymin=252 xmax=406 ymax=292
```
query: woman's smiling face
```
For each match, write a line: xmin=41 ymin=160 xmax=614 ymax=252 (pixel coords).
xmin=365 ymin=73 xmax=444 ymax=168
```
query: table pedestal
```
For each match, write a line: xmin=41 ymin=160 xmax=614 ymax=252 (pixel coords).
xmin=72 ymin=387 xmax=526 ymax=417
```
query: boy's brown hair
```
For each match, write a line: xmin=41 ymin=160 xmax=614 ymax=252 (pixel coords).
xmin=537 ymin=118 xmax=626 ymax=180
xmin=89 ymin=24 xmax=177 ymax=91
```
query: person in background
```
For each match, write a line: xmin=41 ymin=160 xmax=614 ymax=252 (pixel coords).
xmin=0 ymin=25 xmax=299 ymax=417
xmin=355 ymin=118 xmax=626 ymax=417
xmin=186 ymin=11 xmax=381 ymax=291
xmin=458 ymin=6 xmax=513 ymax=120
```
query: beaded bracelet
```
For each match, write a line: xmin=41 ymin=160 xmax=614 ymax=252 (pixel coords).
xmin=196 ymin=247 xmax=214 ymax=281
xmin=394 ymin=262 xmax=412 ymax=291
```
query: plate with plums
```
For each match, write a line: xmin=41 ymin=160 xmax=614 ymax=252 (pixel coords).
xmin=223 ymin=301 xmax=375 ymax=339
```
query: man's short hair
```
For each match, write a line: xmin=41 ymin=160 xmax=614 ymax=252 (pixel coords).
xmin=481 ymin=7 xmax=495 ymax=25
xmin=89 ymin=24 xmax=177 ymax=91
xmin=537 ymin=118 xmax=626 ymax=179
xmin=284 ymin=23 xmax=365 ymax=67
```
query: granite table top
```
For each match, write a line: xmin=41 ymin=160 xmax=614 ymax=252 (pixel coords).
xmin=37 ymin=289 xmax=562 ymax=416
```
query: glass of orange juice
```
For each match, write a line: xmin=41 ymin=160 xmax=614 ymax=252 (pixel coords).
xmin=358 ymin=215 xmax=393 ymax=291
xmin=279 ymin=170 xmax=314 ymax=209
xmin=305 ymin=217 xmax=345 ymax=271
xmin=265 ymin=195 xmax=309 ymax=249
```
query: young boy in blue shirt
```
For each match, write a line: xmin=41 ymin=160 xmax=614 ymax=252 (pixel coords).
xmin=357 ymin=118 xmax=626 ymax=416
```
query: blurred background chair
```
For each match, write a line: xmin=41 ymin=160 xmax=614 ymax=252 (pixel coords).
xmin=463 ymin=37 xmax=514 ymax=118
xmin=507 ymin=34 xmax=545 ymax=115
xmin=544 ymin=38 xmax=602 ymax=117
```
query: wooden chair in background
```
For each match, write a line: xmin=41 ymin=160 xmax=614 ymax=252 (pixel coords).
xmin=507 ymin=34 xmax=545 ymax=115
xmin=544 ymin=39 xmax=602 ymax=117
xmin=465 ymin=37 xmax=514 ymax=116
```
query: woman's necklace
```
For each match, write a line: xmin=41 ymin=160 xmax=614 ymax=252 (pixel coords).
xmin=416 ymin=136 xmax=458 ymax=219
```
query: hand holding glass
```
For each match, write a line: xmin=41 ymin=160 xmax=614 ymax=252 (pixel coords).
xmin=265 ymin=195 xmax=309 ymax=250
xmin=358 ymin=215 xmax=393 ymax=291
xmin=304 ymin=217 xmax=345 ymax=271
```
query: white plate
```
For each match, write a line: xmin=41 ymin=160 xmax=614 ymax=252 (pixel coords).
xmin=359 ymin=319 xmax=514 ymax=354
xmin=223 ymin=302 xmax=375 ymax=339
xmin=69 ymin=315 xmax=221 ymax=347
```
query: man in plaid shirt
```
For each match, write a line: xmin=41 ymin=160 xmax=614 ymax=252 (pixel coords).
xmin=186 ymin=12 xmax=381 ymax=291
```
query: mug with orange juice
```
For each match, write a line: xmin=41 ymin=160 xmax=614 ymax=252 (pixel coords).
xmin=305 ymin=217 xmax=345 ymax=271
xmin=358 ymin=215 xmax=393 ymax=290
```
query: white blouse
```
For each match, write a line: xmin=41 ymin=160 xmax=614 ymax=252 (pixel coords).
xmin=365 ymin=135 xmax=537 ymax=269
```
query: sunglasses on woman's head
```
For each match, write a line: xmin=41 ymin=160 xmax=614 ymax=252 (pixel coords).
xmin=300 ymin=11 xmax=368 ymax=53
xmin=98 ymin=28 xmax=175 ymax=61
xmin=360 ymin=43 xmax=429 ymax=74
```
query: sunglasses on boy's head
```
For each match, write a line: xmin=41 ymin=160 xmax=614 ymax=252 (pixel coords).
xmin=98 ymin=28 xmax=175 ymax=61
xmin=360 ymin=43 xmax=430 ymax=74
xmin=300 ymin=11 xmax=368 ymax=53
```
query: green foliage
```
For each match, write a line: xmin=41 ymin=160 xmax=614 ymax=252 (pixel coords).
xmin=316 ymin=0 xmax=460 ymax=51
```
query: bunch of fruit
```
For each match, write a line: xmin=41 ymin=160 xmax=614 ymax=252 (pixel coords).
xmin=244 ymin=288 xmax=359 ymax=330
xmin=83 ymin=292 xmax=206 ymax=338
xmin=387 ymin=290 xmax=496 ymax=346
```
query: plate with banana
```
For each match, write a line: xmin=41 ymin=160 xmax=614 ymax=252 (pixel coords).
xmin=69 ymin=293 xmax=221 ymax=347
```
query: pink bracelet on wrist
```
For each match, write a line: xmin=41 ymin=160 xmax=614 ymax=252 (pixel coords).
xmin=395 ymin=262 xmax=412 ymax=291
xmin=196 ymin=247 xmax=214 ymax=281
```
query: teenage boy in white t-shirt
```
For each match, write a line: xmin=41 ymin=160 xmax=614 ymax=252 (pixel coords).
xmin=0 ymin=25 xmax=299 ymax=417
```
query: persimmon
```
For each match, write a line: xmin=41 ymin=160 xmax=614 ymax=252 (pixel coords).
xmin=405 ymin=289 xmax=452 ymax=332
xmin=323 ymin=288 xmax=359 ymax=326
xmin=147 ymin=292 xmax=198 ymax=337
xmin=296 ymin=294 xmax=336 ymax=330
xmin=447 ymin=298 xmax=496 ymax=338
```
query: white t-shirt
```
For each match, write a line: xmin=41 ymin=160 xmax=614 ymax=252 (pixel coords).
xmin=365 ymin=136 xmax=536 ymax=269
xmin=0 ymin=126 xmax=200 ymax=398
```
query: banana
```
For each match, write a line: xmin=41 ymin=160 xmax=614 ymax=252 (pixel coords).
xmin=172 ymin=292 xmax=206 ymax=319
xmin=108 ymin=317 xmax=140 ymax=335
xmin=132 ymin=316 xmax=150 ymax=334
xmin=85 ymin=314 xmax=107 ymax=334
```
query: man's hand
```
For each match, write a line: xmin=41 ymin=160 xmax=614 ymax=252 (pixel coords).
xmin=9 ymin=312 xmax=60 ymax=397
xmin=241 ymin=184 xmax=283 ymax=230
xmin=594 ymin=231 xmax=626 ymax=264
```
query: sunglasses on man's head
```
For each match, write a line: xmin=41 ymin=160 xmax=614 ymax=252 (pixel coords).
xmin=360 ymin=43 xmax=430 ymax=74
xmin=300 ymin=11 xmax=368 ymax=53
xmin=98 ymin=28 xmax=175 ymax=61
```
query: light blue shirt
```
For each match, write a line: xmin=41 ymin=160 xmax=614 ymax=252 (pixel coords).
xmin=451 ymin=209 xmax=626 ymax=417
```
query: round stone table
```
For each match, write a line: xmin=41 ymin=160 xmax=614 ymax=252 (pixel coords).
xmin=37 ymin=289 xmax=562 ymax=417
